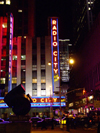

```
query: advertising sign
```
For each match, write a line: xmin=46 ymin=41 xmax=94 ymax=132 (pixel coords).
xmin=51 ymin=18 xmax=60 ymax=92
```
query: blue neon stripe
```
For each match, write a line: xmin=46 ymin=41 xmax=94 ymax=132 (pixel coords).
xmin=57 ymin=18 xmax=60 ymax=87
xmin=0 ymin=102 xmax=66 ymax=108
xmin=0 ymin=96 xmax=65 ymax=99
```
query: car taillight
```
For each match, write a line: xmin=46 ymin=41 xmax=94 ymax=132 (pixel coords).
xmin=89 ymin=120 xmax=92 ymax=123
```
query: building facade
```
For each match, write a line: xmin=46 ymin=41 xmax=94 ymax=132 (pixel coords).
xmin=68 ymin=13 xmax=100 ymax=114
xmin=71 ymin=0 xmax=100 ymax=47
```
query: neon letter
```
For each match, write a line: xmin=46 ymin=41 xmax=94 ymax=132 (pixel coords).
xmin=53 ymin=31 xmax=57 ymax=36
xmin=32 ymin=98 xmax=37 ymax=103
xmin=53 ymin=51 xmax=57 ymax=56
xmin=40 ymin=98 xmax=44 ymax=102
xmin=53 ymin=36 xmax=56 ymax=41
xmin=53 ymin=42 xmax=57 ymax=46
xmin=53 ymin=98 xmax=57 ymax=102
xmin=53 ymin=25 xmax=57 ymax=30
xmin=52 ymin=20 xmax=56 ymax=25
xmin=54 ymin=69 xmax=58 ymax=74
xmin=54 ymin=62 xmax=58 ymax=68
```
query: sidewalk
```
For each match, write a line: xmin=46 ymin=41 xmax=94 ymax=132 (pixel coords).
xmin=31 ymin=126 xmax=69 ymax=133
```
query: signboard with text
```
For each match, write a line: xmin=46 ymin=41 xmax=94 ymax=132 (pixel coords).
xmin=0 ymin=96 xmax=66 ymax=108
xmin=51 ymin=17 xmax=60 ymax=92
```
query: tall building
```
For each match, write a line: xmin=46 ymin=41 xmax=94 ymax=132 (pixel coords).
xmin=71 ymin=0 xmax=100 ymax=48
xmin=0 ymin=1 xmax=73 ymax=116
xmin=0 ymin=0 xmax=35 ymax=38
xmin=0 ymin=13 xmax=70 ymax=116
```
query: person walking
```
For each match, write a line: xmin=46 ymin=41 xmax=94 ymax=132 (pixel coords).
xmin=51 ymin=116 xmax=54 ymax=129
xmin=66 ymin=115 xmax=70 ymax=132
xmin=41 ymin=116 xmax=47 ymax=130
xmin=97 ymin=117 xmax=100 ymax=133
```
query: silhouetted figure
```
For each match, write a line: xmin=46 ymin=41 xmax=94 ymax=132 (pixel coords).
xmin=97 ymin=118 xmax=100 ymax=133
xmin=66 ymin=116 xmax=70 ymax=132
xmin=41 ymin=116 xmax=47 ymax=130
xmin=71 ymin=117 xmax=76 ymax=129
xmin=51 ymin=117 xmax=54 ymax=129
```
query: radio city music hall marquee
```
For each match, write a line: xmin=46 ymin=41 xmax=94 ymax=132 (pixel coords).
xmin=0 ymin=97 xmax=66 ymax=108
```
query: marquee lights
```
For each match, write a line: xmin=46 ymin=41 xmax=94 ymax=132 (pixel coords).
xmin=0 ymin=96 xmax=66 ymax=108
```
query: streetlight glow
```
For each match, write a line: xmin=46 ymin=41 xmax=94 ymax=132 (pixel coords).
xmin=69 ymin=58 xmax=75 ymax=65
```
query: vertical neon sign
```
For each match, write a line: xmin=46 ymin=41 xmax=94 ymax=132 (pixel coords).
xmin=51 ymin=18 xmax=60 ymax=93
xmin=8 ymin=14 xmax=13 ymax=92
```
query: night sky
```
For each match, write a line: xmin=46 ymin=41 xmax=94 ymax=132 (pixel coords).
xmin=35 ymin=0 xmax=73 ymax=40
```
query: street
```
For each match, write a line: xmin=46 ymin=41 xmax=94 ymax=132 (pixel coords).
xmin=31 ymin=126 xmax=97 ymax=133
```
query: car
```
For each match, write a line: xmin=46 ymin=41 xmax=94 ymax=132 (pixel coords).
xmin=56 ymin=116 xmax=74 ymax=125
xmin=88 ymin=110 xmax=100 ymax=123
xmin=76 ymin=116 xmax=94 ymax=128
xmin=0 ymin=118 xmax=4 ymax=122
xmin=31 ymin=117 xmax=43 ymax=128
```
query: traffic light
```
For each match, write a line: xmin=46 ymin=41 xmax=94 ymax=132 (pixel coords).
xmin=83 ymin=88 xmax=86 ymax=95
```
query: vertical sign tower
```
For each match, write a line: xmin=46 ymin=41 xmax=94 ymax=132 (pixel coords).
xmin=51 ymin=17 xmax=60 ymax=94
xmin=5 ymin=13 xmax=14 ymax=93
xmin=8 ymin=13 xmax=13 ymax=92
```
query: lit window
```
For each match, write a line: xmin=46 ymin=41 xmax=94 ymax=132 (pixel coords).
xmin=6 ymin=0 xmax=10 ymax=5
xmin=0 ymin=1 xmax=4 ymax=4
xmin=2 ymin=23 xmax=7 ymax=28
xmin=18 ymin=10 xmax=22 ymax=12
xmin=88 ymin=7 xmax=91 ymax=10
xmin=88 ymin=2 xmax=93 ymax=4
xmin=41 ymin=89 xmax=46 ymax=96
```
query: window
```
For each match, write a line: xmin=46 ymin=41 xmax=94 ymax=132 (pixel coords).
xmin=41 ymin=89 xmax=46 ymax=96
xmin=41 ymin=83 xmax=46 ymax=96
xmin=32 ymin=83 xmax=37 ymax=96
xmin=18 ymin=10 xmax=22 ymax=12
xmin=32 ymin=89 xmax=37 ymax=96
xmin=0 ymin=1 xmax=4 ymax=4
xmin=32 ymin=71 xmax=37 ymax=78
xmin=41 ymin=70 xmax=45 ymax=77
xmin=6 ymin=0 xmax=10 ymax=5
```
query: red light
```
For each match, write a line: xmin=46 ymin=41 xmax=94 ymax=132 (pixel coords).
xmin=83 ymin=89 xmax=86 ymax=95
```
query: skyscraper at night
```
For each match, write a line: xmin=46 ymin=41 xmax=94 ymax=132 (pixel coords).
xmin=71 ymin=0 xmax=100 ymax=47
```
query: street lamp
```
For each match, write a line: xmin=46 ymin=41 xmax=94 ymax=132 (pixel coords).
xmin=69 ymin=58 xmax=75 ymax=65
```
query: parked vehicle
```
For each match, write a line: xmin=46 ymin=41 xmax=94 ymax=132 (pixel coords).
xmin=76 ymin=116 xmax=94 ymax=128
xmin=88 ymin=110 xmax=100 ymax=123
xmin=0 ymin=118 xmax=4 ymax=122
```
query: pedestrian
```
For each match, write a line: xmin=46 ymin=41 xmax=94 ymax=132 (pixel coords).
xmin=41 ymin=116 xmax=47 ymax=130
xmin=66 ymin=115 xmax=70 ymax=132
xmin=97 ymin=117 xmax=100 ymax=133
xmin=51 ymin=116 xmax=54 ymax=129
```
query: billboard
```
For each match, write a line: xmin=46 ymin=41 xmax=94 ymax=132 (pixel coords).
xmin=51 ymin=18 xmax=60 ymax=93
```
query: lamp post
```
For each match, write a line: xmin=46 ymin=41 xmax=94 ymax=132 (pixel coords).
xmin=49 ymin=85 xmax=53 ymax=118
xmin=48 ymin=61 xmax=53 ymax=117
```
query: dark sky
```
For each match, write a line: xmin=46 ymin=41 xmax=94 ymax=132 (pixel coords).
xmin=35 ymin=0 xmax=72 ymax=40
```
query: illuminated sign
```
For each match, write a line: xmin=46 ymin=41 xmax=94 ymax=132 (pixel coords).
xmin=8 ymin=13 xmax=13 ymax=92
xmin=52 ymin=19 xmax=58 ymax=74
xmin=51 ymin=18 xmax=60 ymax=93
xmin=0 ymin=96 xmax=66 ymax=108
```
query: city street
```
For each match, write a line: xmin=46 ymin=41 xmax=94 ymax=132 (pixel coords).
xmin=31 ymin=126 xmax=97 ymax=133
